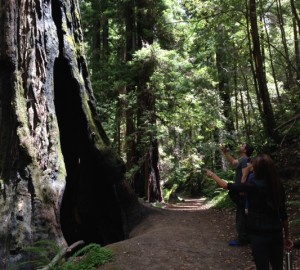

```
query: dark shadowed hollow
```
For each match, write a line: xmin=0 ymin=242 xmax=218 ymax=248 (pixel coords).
xmin=53 ymin=55 xmax=125 ymax=246
xmin=50 ymin=0 xmax=145 ymax=249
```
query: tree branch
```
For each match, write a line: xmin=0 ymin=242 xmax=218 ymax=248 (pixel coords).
xmin=274 ymin=113 xmax=300 ymax=131
xmin=37 ymin=240 xmax=85 ymax=270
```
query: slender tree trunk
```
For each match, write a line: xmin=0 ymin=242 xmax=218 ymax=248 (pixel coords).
xmin=242 ymin=68 xmax=266 ymax=143
xmin=101 ymin=0 xmax=109 ymax=62
xmin=91 ymin=0 xmax=101 ymax=61
xmin=115 ymin=87 xmax=126 ymax=156
xmin=245 ymin=0 xmax=263 ymax=118
xmin=248 ymin=0 xmax=279 ymax=142
xmin=216 ymin=27 xmax=235 ymax=133
xmin=233 ymin=55 xmax=239 ymax=131
xmin=239 ymin=87 xmax=251 ymax=142
xmin=0 ymin=1 xmax=139 ymax=268
xmin=276 ymin=0 xmax=294 ymax=88
xmin=293 ymin=18 xmax=300 ymax=80
xmin=290 ymin=0 xmax=300 ymax=35
xmin=262 ymin=14 xmax=281 ymax=103
xmin=124 ymin=0 xmax=137 ymax=179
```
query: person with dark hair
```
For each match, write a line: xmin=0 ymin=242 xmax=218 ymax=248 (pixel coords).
xmin=221 ymin=143 xmax=254 ymax=246
xmin=222 ymin=143 xmax=254 ymax=184
xmin=205 ymin=154 xmax=293 ymax=270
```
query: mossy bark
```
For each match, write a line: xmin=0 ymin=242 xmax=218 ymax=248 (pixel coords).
xmin=0 ymin=1 xmax=140 ymax=269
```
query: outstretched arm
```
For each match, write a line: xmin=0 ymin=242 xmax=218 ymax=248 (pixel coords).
xmin=204 ymin=169 xmax=228 ymax=189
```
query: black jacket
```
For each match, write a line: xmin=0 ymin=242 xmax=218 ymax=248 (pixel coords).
xmin=228 ymin=179 xmax=287 ymax=233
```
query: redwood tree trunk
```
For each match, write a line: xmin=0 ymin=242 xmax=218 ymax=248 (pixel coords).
xmin=248 ymin=0 xmax=279 ymax=142
xmin=215 ymin=27 xmax=235 ymax=133
xmin=290 ymin=0 xmax=300 ymax=35
xmin=123 ymin=1 xmax=140 ymax=203
xmin=0 ymin=1 xmax=139 ymax=268
xmin=0 ymin=1 xmax=66 ymax=266
xmin=293 ymin=18 xmax=300 ymax=80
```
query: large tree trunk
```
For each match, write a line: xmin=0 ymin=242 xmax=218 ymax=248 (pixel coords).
xmin=0 ymin=1 xmax=140 ymax=268
xmin=124 ymin=0 xmax=137 ymax=177
xmin=122 ymin=0 xmax=162 ymax=202
xmin=133 ymin=0 xmax=162 ymax=202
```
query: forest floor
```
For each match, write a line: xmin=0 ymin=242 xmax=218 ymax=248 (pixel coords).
xmin=97 ymin=197 xmax=300 ymax=270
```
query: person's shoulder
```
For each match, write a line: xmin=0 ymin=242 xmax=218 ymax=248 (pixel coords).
xmin=239 ymin=156 xmax=249 ymax=166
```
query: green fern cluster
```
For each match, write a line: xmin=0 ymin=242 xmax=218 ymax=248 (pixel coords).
xmin=11 ymin=241 xmax=114 ymax=270
xmin=59 ymin=243 xmax=114 ymax=270
xmin=10 ymin=240 xmax=61 ymax=269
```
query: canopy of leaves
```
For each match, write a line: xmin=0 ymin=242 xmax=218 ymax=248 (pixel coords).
xmin=79 ymin=0 xmax=300 ymax=196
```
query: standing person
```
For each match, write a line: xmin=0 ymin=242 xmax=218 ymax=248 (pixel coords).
xmin=205 ymin=154 xmax=293 ymax=270
xmin=221 ymin=143 xmax=254 ymax=246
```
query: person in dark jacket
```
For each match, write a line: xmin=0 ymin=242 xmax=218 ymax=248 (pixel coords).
xmin=205 ymin=154 xmax=293 ymax=270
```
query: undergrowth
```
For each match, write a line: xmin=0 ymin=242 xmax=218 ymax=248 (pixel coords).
xmin=209 ymin=188 xmax=235 ymax=209
xmin=60 ymin=243 xmax=114 ymax=270
xmin=11 ymin=241 xmax=114 ymax=270
xmin=9 ymin=240 xmax=61 ymax=270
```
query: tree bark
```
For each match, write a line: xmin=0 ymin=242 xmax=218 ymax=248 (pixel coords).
xmin=91 ymin=0 xmax=101 ymax=61
xmin=293 ymin=18 xmax=300 ymax=80
xmin=245 ymin=0 xmax=263 ymax=120
xmin=0 ymin=1 xmax=140 ymax=268
xmin=290 ymin=0 xmax=300 ymax=35
xmin=124 ymin=0 xmax=138 ymax=181
xmin=101 ymin=0 xmax=109 ymax=62
xmin=276 ymin=0 xmax=293 ymax=88
xmin=248 ymin=0 xmax=279 ymax=142
xmin=215 ymin=27 xmax=235 ymax=133
xmin=134 ymin=0 xmax=162 ymax=202
xmin=262 ymin=14 xmax=281 ymax=103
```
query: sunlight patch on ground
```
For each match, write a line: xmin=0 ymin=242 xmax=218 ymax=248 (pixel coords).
xmin=163 ymin=197 xmax=213 ymax=211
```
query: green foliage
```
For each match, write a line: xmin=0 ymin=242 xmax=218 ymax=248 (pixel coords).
xmin=289 ymin=200 xmax=300 ymax=228
xmin=288 ymin=200 xmax=300 ymax=207
xmin=79 ymin=0 xmax=300 ymax=198
xmin=60 ymin=244 xmax=114 ymax=270
xmin=163 ymin=187 xmax=175 ymax=201
xmin=151 ymin=202 xmax=164 ymax=208
xmin=162 ymin=149 xmax=205 ymax=198
xmin=209 ymin=188 xmax=235 ymax=209
xmin=10 ymin=240 xmax=61 ymax=270
xmin=11 ymin=241 xmax=113 ymax=270
xmin=290 ymin=218 xmax=300 ymax=227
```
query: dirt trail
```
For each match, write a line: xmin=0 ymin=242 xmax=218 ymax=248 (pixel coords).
xmin=98 ymin=198 xmax=300 ymax=270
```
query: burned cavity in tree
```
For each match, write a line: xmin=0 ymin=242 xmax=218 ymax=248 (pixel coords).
xmin=53 ymin=56 xmax=126 ymax=246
